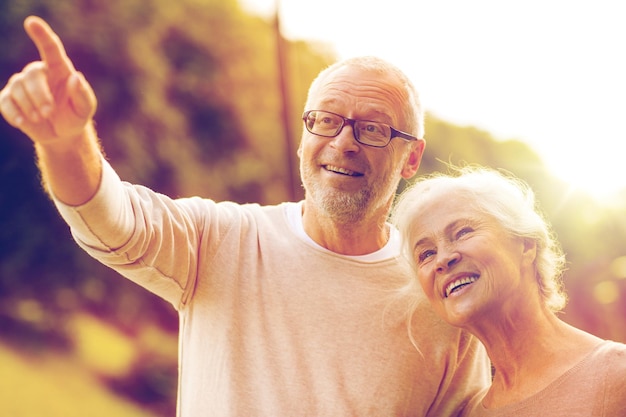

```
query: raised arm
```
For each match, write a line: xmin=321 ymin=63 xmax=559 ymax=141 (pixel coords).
xmin=0 ymin=16 xmax=102 ymax=206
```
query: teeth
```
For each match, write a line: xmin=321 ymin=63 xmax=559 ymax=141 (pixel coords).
xmin=445 ymin=276 xmax=479 ymax=298
xmin=326 ymin=165 xmax=358 ymax=176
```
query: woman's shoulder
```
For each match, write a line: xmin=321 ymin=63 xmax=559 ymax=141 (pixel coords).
xmin=594 ymin=340 xmax=626 ymax=416
xmin=593 ymin=339 xmax=626 ymax=358
xmin=588 ymin=340 xmax=626 ymax=387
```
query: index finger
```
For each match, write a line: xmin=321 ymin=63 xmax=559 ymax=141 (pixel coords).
xmin=24 ymin=16 xmax=75 ymax=77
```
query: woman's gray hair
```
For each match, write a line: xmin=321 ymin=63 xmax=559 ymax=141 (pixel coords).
xmin=391 ymin=165 xmax=568 ymax=312
xmin=304 ymin=56 xmax=424 ymax=139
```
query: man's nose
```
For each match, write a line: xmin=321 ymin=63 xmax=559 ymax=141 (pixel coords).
xmin=330 ymin=123 xmax=360 ymax=152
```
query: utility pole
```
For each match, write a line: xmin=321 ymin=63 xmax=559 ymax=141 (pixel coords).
xmin=273 ymin=0 xmax=301 ymax=201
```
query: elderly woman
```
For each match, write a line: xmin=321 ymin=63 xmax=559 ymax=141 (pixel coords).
xmin=392 ymin=166 xmax=626 ymax=416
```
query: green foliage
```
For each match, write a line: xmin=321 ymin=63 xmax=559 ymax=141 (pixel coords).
xmin=0 ymin=0 xmax=331 ymax=311
xmin=0 ymin=1 xmax=333 ymax=413
xmin=0 ymin=0 xmax=625 ymax=415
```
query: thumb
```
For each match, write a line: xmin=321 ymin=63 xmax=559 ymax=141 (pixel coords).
xmin=66 ymin=71 xmax=97 ymax=119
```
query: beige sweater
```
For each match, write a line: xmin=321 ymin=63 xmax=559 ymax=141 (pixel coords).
xmin=55 ymin=159 xmax=490 ymax=417
xmin=462 ymin=340 xmax=626 ymax=417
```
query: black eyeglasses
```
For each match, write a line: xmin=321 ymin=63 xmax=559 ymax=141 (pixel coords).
xmin=302 ymin=110 xmax=418 ymax=148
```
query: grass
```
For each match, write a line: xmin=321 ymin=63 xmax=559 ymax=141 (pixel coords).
xmin=0 ymin=344 xmax=158 ymax=417
xmin=0 ymin=312 xmax=178 ymax=417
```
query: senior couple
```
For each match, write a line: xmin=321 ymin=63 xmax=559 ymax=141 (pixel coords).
xmin=1 ymin=15 xmax=624 ymax=417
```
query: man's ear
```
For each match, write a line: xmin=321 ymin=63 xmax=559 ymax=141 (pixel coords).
xmin=297 ymin=141 xmax=303 ymax=159
xmin=401 ymin=139 xmax=425 ymax=180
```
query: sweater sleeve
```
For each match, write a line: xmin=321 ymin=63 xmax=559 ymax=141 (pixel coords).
xmin=604 ymin=341 xmax=626 ymax=415
xmin=52 ymin=158 xmax=202 ymax=308
xmin=426 ymin=329 xmax=491 ymax=417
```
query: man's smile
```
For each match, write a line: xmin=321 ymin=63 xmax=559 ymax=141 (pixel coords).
xmin=323 ymin=164 xmax=364 ymax=177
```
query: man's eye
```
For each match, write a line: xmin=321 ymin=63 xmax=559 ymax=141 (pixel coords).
xmin=363 ymin=123 xmax=384 ymax=134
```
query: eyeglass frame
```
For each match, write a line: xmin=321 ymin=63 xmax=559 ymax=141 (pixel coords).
xmin=301 ymin=109 xmax=419 ymax=148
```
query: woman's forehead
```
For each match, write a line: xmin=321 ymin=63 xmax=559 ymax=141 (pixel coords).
xmin=407 ymin=190 xmax=482 ymax=227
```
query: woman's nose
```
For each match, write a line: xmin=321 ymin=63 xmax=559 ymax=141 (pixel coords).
xmin=435 ymin=250 xmax=460 ymax=273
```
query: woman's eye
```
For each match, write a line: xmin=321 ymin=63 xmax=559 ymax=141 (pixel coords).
xmin=417 ymin=249 xmax=436 ymax=263
xmin=456 ymin=227 xmax=474 ymax=238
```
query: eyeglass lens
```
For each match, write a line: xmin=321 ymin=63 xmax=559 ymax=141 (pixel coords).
xmin=304 ymin=111 xmax=391 ymax=147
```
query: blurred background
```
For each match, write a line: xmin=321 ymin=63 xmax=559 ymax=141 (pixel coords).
xmin=1 ymin=0 xmax=625 ymax=416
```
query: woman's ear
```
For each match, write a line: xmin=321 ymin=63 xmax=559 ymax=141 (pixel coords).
xmin=521 ymin=238 xmax=538 ymax=266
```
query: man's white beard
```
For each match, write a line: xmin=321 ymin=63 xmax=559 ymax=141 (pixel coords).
xmin=301 ymin=167 xmax=398 ymax=225
xmin=311 ymin=186 xmax=372 ymax=224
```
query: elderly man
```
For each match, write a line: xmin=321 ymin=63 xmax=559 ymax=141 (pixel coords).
xmin=0 ymin=16 xmax=489 ymax=417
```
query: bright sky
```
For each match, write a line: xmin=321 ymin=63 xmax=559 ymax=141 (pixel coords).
xmin=241 ymin=0 xmax=626 ymax=201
